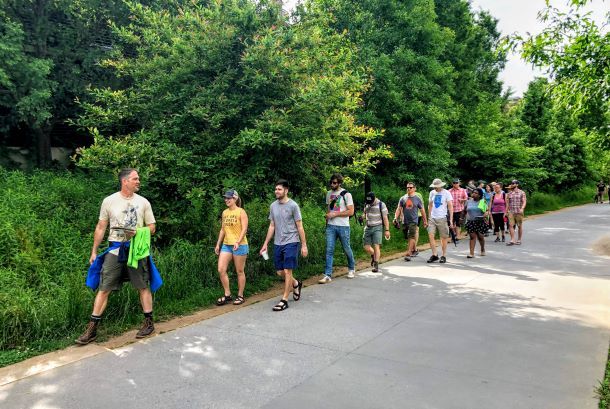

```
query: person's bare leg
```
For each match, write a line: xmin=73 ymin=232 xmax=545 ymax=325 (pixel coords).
xmin=92 ymin=290 xmax=111 ymax=316
xmin=373 ymin=244 xmax=381 ymax=262
xmin=138 ymin=288 xmax=153 ymax=313
xmin=408 ymin=238 xmax=415 ymax=255
xmin=469 ymin=233 xmax=476 ymax=256
xmin=282 ymin=269 xmax=295 ymax=300
xmin=217 ymin=251 xmax=232 ymax=296
xmin=508 ymin=222 xmax=516 ymax=243
xmin=364 ymin=244 xmax=374 ymax=259
xmin=441 ymin=237 xmax=448 ymax=257
xmin=429 ymin=233 xmax=437 ymax=256
xmin=518 ymin=223 xmax=523 ymax=242
xmin=477 ymin=233 xmax=485 ymax=254
xmin=233 ymin=254 xmax=247 ymax=298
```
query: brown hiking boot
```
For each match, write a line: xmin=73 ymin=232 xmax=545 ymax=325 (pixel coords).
xmin=136 ymin=317 xmax=154 ymax=339
xmin=75 ymin=321 xmax=98 ymax=345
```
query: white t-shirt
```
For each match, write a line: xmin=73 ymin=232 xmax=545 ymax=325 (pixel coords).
xmin=99 ymin=192 xmax=156 ymax=242
xmin=326 ymin=188 xmax=353 ymax=227
xmin=428 ymin=189 xmax=453 ymax=219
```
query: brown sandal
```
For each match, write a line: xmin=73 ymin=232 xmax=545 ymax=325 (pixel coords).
xmin=233 ymin=296 xmax=245 ymax=305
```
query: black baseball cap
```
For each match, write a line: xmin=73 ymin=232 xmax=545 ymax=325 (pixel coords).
xmin=452 ymin=178 xmax=460 ymax=183
xmin=511 ymin=180 xmax=520 ymax=185
xmin=365 ymin=191 xmax=375 ymax=205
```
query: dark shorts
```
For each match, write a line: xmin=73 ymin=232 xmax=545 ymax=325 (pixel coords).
xmin=274 ymin=242 xmax=299 ymax=271
xmin=99 ymin=253 xmax=150 ymax=291
xmin=402 ymin=223 xmax=418 ymax=239
xmin=452 ymin=212 xmax=463 ymax=227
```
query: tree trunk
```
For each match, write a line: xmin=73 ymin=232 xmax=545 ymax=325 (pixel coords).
xmin=34 ymin=125 xmax=52 ymax=167
xmin=364 ymin=174 xmax=371 ymax=197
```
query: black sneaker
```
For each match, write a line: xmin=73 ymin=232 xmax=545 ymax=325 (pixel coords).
xmin=427 ymin=255 xmax=439 ymax=263
xmin=404 ymin=256 xmax=411 ymax=262
xmin=494 ymin=237 xmax=500 ymax=242
xmin=75 ymin=321 xmax=98 ymax=345
xmin=136 ymin=317 xmax=155 ymax=339
xmin=412 ymin=251 xmax=419 ymax=257
xmin=439 ymin=256 xmax=447 ymax=264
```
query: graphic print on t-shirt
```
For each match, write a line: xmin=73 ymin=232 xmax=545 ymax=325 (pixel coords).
xmin=434 ymin=194 xmax=443 ymax=208
xmin=405 ymin=198 xmax=414 ymax=209
xmin=329 ymin=193 xmax=343 ymax=212
xmin=122 ymin=204 xmax=138 ymax=229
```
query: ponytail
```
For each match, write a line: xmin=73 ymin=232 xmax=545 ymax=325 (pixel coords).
xmin=236 ymin=197 xmax=243 ymax=208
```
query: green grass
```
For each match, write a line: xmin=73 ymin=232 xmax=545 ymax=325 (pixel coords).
xmin=597 ymin=348 xmax=610 ymax=409
xmin=0 ymin=171 xmax=597 ymax=368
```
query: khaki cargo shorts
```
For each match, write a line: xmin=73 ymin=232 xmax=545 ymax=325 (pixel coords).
xmin=99 ymin=253 xmax=150 ymax=291
xmin=427 ymin=217 xmax=449 ymax=239
xmin=508 ymin=212 xmax=524 ymax=227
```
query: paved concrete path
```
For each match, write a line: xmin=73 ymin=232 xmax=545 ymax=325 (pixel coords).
xmin=2 ymin=204 xmax=610 ymax=409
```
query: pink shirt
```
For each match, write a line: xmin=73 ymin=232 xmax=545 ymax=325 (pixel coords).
xmin=491 ymin=192 xmax=506 ymax=213
xmin=449 ymin=187 xmax=467 ymax=212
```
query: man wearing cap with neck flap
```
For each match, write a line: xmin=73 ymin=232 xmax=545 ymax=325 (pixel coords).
xmin=362 ymin=192 xmax=390 ymax=273
xmin=427 ymin=178 xmax=453 ymax=263
xmin=506 ymin=179 xmax=527 ymax=246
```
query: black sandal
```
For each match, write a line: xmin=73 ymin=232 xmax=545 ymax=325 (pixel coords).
xmin=216 ymin=295 xmax=232 ymax=306
xmin=272 ymin=299 xmax=289 ymax=311
xmin=293 ymin=280 xmax=302 ymax=301
xmin=233 ymin=295 xmax=245 ymax=305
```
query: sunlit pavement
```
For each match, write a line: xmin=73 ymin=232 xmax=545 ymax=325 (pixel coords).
xmin=2 ymin=204 xmax=610 ymax=409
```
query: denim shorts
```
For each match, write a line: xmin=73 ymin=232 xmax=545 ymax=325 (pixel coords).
xmin=274 ymin=242 xmax=299 ymax=271
xmin=363 ymin=224 xmax=383 ymax=246
xmin=221 ymin=244 xmax=249 ymax=256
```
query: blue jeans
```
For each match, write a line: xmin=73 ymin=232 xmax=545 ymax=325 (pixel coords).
xmin=325 ymin=224 xmax=355 ymax=277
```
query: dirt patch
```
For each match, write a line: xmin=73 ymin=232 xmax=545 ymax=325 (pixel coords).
xmin=592 ymin=236 xmax=610 ymax=257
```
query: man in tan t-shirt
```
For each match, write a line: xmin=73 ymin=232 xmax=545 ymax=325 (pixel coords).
xmin=76 ymin=168 xmax=157 ymax=345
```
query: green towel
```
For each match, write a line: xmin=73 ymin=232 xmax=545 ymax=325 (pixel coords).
xmin=477 ymin=199 xmax=488 ymax=213
xmin=128 ymin=227 xmax=151 ymax=268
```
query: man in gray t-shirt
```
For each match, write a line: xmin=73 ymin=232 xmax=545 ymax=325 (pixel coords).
xmin=260 ymin=179 xmax=308 ymax=312
xmin=320 ymin=173 xmax=356 ymax=283
xmin=395 ymin=182 xmax=428 ymax=261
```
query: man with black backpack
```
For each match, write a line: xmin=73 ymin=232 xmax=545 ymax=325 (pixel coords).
xmin=319 ymin=173 xmax=356 ymax=283
xmin=362 ymin=192 xmax=390 ymax=272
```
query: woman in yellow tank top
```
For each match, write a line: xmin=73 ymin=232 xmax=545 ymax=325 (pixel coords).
xmin=214 ymin=189 xmax=249 ymax=306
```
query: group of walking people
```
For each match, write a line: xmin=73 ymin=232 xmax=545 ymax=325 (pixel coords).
xmin=75 ymin=169 xmax=527 ymax=345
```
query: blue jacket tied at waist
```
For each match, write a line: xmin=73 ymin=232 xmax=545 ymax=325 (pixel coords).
xmin=86 ymin=241 xmax=163 ymax=292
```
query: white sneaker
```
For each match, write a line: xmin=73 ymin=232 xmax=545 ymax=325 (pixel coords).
xmin=347 ymin=270 xmax=355 ymax=279
xmin=318 ymin=275 xmax=332 ymax=284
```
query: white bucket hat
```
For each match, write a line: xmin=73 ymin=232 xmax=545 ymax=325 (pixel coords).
xmin=429 ymin=178 xmax=446 ymax=188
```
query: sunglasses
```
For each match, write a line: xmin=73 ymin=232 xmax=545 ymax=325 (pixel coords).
xmin=407 ymin=186 xmax=414 ymax=189
xmin=330 ymin=181 xmax=339 ymax=185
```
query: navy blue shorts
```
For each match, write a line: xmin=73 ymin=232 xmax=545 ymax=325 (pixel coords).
xmin=274 ymin=242 xmax=299 ymax=271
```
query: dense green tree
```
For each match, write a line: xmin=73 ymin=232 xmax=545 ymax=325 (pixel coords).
xmin=516 ymin=77 xmax=592 ymax=191
xmin=75 ymin=0 xmax=389 ymax=238
xmin=311 ymin=0 xmax=457 ymax=183
xmin=515 ymin=0 xmax=609 ymax=144
xmin=0 ymin=0 xmax=156 ymax=166
xmin=0 ymin=9 xmax=54 ymax=167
